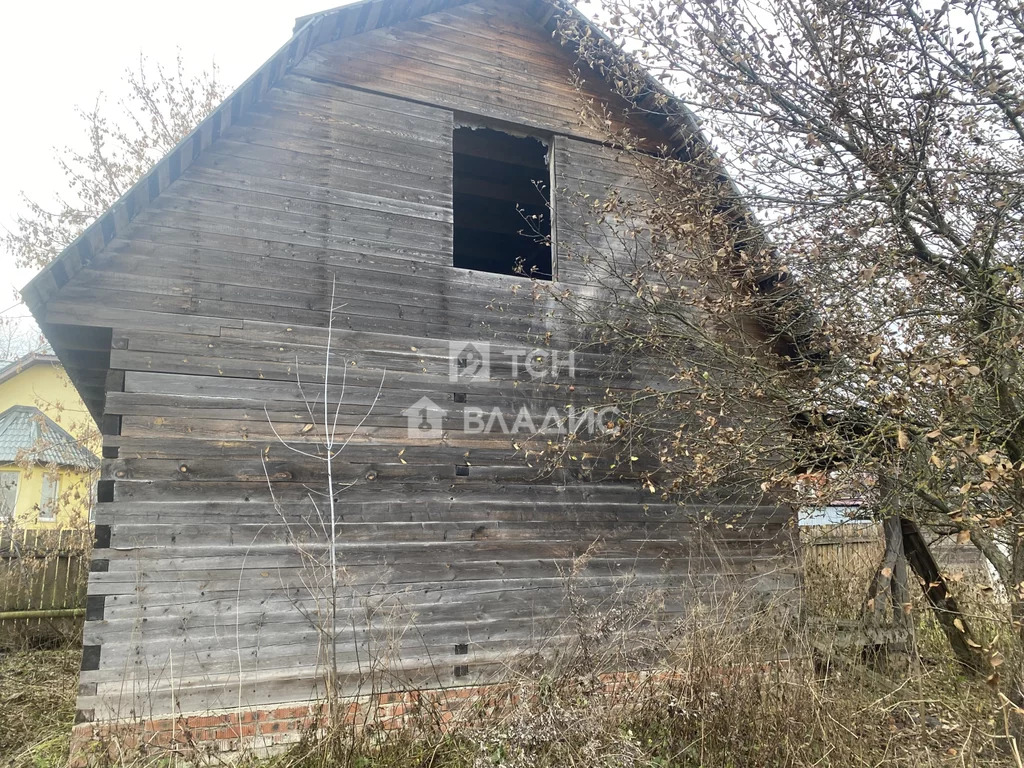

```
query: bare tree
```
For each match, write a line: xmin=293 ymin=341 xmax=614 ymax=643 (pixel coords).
xmin=0 ymin=317 xmax=47 ymax=365
xmin=548 ymin=0 xmax=1024 ymax=666
xmin=261 ymin=278 xmax=387 ymax=752
xmin=4 ymin=52 xmax=224 ymax=271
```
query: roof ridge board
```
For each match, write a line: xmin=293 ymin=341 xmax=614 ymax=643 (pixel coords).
xmin=20 ymin=12 xmax=330 ymax=313
xmin=0 ymin=351 xmax=59 ymax=380
xmin=1 ymin=351 xmax=59 ymax=364
xmin=1 ymin=405 xmax=44 ymax=415
xmin=36 ymin=409 xmax=70 ymax=434
xmin=0 ymin=406 xmax=36 ymax=436
xmin=0 ymin=413 xmax=17 ymax=447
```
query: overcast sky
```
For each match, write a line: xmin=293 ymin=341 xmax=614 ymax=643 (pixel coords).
xmin=0 ymin=0 xmax=337 ymax=327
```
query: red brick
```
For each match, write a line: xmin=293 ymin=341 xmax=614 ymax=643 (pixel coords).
xmin=72 ymin=670 xmax=683 ymax=764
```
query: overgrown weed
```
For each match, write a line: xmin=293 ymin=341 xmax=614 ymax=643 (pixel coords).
xmin=4 ymin=552 xmax=1022 ymax=768
xmin=1 ymin=648 xmax=80 ymax=768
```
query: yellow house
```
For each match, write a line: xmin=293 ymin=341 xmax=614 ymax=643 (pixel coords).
xmin=0 ymin=352 xmax=100 ymax=528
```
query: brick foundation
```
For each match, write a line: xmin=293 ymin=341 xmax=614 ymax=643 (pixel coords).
xmin=69 ymin=671 xmax=684 ymax=765
xmin=69 ymin=682 xmax=529 ymax=765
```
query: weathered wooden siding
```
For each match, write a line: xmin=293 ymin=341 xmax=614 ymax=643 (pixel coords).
xmin=293 ymin=0 xmax=654 ymax=145
xmin=554 ymin=136 xmax=660 ymax=284
xmin=27 ymin=1 xmax=798 ymax=727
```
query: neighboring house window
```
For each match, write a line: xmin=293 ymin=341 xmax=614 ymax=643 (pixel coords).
xmin=0 ymin=470 xmax=20 ymax=523
xmin=38 ymin=473 xmax=59 ymax=523
xmin=452 ymin=126 xmax=553 ymax=280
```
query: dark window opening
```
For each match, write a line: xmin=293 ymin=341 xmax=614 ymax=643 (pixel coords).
xmin=453 ymin=127 xmax=552 ymax=280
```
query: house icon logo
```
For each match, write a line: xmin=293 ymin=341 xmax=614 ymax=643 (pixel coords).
xmin=403 ymin=396 xmax=447 ymax=439
xmin=449 ymin=342 xmax=490 ymax=382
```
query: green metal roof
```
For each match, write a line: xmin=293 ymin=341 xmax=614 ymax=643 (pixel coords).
xmin=0 ymin=405 xmax=99 ymax=470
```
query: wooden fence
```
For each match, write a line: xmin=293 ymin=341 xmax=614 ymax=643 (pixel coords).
xmin=801 ymin=522 xmax=885 ymax=620
xmin=0 ymin=527 xmax=91 ymax=648
xmin=800 ymin=521 xmax=994 ymax=621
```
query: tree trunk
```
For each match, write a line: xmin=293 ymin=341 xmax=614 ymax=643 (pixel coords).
xmin=864 ymin=514 xmax=914 ymax=634
xmin=890 ymin=520 xmax=913 ymax=633
xmin=901 ymin=518 xmax=989 ymax=675
xmin=864 ymin=514 xmax=900 ymax=620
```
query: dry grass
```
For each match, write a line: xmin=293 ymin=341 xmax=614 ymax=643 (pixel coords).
xmin=4 ymin=642 xmax=1016 ymax=768
xmin=258 ymin=603 xmax=1017 ymax=768
xmin=0 ymin=648 xmax=80 ymax=768
xmin=3 ymin=554 xmax=1023 ymax=768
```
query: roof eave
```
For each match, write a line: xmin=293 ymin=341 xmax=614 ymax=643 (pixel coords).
xmin=20 ymin=13 xmax=328 ymax=319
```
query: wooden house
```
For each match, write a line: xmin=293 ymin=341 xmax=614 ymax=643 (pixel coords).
xmin=21 ymin=0 xmax=798 ymax=751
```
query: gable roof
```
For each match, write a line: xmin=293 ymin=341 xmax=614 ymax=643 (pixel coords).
xmin=0 ymin=405 xmax=99 ymax=470
xmin=20 ymin=0 xmax=709 ymax=316
xmin=20 ymin=0 xmax=806 ymax=419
